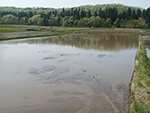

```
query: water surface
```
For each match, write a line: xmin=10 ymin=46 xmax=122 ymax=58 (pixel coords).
xmin=0 ymin=34 xmax=138 ymax=113
xmin=143 ymin=36 xmax=150 ymax=58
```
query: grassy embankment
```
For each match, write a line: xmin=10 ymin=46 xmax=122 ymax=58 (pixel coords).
xmin=129 ymin=36 xmax=150 ymax=113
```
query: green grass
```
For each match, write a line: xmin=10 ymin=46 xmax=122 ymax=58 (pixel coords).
xmin=133 ymin=102 xmax=150 ymax=113
xmin=127 ymin=102 xmax=150 ymax=113
xmin=137 ymin=81 xmax=145 ymax=87
xmin=0 ymin=25 xmax=28 ymax=32
xmin=145 ymin=80 xmax=150 ymax=87
xmin=147 ymin=91 xmax=150 ymax=94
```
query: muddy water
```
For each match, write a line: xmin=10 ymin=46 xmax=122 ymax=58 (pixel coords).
xmin=0 ymin=34 xmax=138 ymax=113
xmin=143 ymin=36 xmax=150 ymax=58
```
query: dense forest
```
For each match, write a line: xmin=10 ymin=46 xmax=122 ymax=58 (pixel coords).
xmin=0 ymin=4 xmax=150 ymax=28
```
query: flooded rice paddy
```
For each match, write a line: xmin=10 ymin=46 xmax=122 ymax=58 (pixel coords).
xmin=0 ymin=34 xmax=138 ymax=113
xmin=143 ymin=36 xmax=150 ymax=58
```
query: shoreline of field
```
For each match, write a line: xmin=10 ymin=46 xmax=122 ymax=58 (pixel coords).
xmin=128 ymin=35 xmax=150 ymax=112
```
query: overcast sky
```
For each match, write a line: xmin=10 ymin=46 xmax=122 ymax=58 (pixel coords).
xmin=0 ymin=0 xmax=150 ymax=9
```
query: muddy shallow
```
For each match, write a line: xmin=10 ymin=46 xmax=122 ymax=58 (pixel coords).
xmin=0 ymin=34 xmax=138 ymax=113
xmin=143 ymin=36 xmax=150 ymax=58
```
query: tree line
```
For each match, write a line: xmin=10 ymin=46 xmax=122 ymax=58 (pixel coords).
xmin=0 ymin=5 xmax=150 ymax=28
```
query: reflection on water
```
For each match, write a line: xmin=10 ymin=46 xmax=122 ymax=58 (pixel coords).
xmin=0 ymin=34 xmax=138 ymax=113
xmin=5 ymin=34 xmax=138 ymax=51
xmin=143 ymin=36 xmax=150 ymax=58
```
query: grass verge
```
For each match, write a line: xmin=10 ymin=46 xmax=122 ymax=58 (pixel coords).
xmin=129 ymin=35 xmax=150 ymax=113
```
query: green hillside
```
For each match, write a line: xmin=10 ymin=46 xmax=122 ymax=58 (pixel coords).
xmin=0 ymin=4 xmax=149 ymax=28
xmin=77 ymin=4 xmax=139 ymax=13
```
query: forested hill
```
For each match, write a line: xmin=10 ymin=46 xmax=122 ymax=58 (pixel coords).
xmin=0 ymin=4 xmax=150 ymax=28
xmin=0 ymin=4 xmax=135 ymax=12
xmin=77 ymin=4 xmax=134 ymax=13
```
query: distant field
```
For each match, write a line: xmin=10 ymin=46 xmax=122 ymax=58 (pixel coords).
xmin=0 ymin=24 xmax=149 ymax=40
xmin=0 ymin=25 xmax=68 ymax=40
xmin=0 ymin=25 xmax=29 ymax=32
xmin=0 ymin=24 xmax=142 ymax=33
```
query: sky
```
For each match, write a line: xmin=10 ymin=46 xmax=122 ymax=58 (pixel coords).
xmin=0 ymin=0 xmax=150 ymax=9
